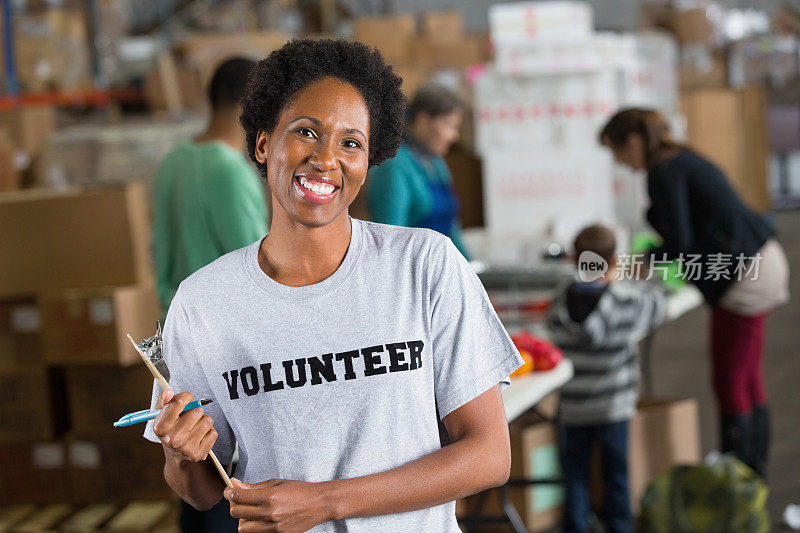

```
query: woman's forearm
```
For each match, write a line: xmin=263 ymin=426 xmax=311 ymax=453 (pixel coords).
xmin=320 ymin=433 xmax=510 ymax=521
xmin=163 ymin=445 xmax=227 ymax=510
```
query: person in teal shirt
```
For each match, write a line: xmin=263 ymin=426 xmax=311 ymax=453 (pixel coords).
xmin=367 ymin=84 xmax=470 ymax=259
xmin=153 ymin=57 xmax=269 ymax=312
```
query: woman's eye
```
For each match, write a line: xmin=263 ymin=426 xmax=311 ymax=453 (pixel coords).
xmin=343 ymin=139 xmax=361 ymax=149
xmin=296 ymin=128 xmax=315 ymax=138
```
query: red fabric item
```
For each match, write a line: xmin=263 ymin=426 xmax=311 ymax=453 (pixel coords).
xmin=710 ymin=307 xmax=768 ymax=414
xmin=511 ymin=330 xmax=563 ymax=371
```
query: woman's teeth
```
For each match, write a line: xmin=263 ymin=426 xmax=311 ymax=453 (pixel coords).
xmin=299 ymin=177 xmax=335 ymax=195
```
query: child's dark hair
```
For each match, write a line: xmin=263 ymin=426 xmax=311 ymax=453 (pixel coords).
xmin=574 ymin=224 xmax=616 ymax=265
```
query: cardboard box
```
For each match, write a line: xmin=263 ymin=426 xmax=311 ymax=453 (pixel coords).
xmin=588 ymin=398 xmax=701 ymax=513
xmin=0 ymin=183 xmax=153 ymax=297
xmin=445 ymin=146 xmax=484 ymax=229
xmin=462 ymin=419 xmax=564 ymax=532
xmin=671 ymin=8 xmax=713 ymax=46
xmin=421 ymin=11 xmax=463 ymax=42
xmin=67 ymin=434 xmax=171 ymax=502
xmin=393 ymin=66 xmax=429 ymax=98
xmin=681 ymin=87 xmax=771 ymax=211
xmin=0 ymin=297 xmax=42 ymax=369
xmin=0 ymin=367 xmax=67 ymax=441
xmin=143 ymin=54 xmax=183 ymax=115
xmin=64 ymin=365 xmax=155 ymax=436
xmin=0 ymin=129 xmax=20 ymax=191
xmin=0 ymin=440 xmax=69 ymax=503
xmin=13 ymin=8 xmax=92 ymax=93
xmin=41 ymin=285 xmax=161 ymax=366
xmin=409 ymin=36 xmax=485 ymax=71
xmin=680 ymin=46 xmax=727 ymax=88
xmin=353 ymin=14 xmax=416 ymax=67
xmin=175 ymin=31 xmax=290 ymax=88
xmin=178 ymin=65 xmax=208 ymax=111
xmin=639 ymin=2 xmax=675 ymax=32
xmin=0 ymin=104 xmax=58 ymax=155
xmin=628 ymin=398 xmax=701 ymax=512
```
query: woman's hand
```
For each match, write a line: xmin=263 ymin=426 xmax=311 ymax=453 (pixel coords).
xmin=152 ymin=390 xmax=218 ymax=463
xmin=225 ymin=478 xmax=334 ymax=532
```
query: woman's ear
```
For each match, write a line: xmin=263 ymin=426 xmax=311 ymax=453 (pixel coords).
xmin=254 ymin=130 xmax=270 ymax=165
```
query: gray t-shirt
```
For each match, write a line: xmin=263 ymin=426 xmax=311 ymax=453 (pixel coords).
xmin=144 ymin=218 xmax=523 ymax=532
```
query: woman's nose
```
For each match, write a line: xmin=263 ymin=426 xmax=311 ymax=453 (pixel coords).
xmin=309 ymin=142 xmax=338 ymax=171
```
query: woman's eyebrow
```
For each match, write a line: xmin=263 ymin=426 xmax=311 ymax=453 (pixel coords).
xmin=343 ymin=128 xmax=366 ymax=140
xmin=289 ymin=116 xmax=321 ymax=126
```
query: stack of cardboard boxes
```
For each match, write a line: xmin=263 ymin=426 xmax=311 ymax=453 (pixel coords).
xmin=144 ymin=31 xmax=291 ymax=115
xmin=0 ymin=103 xmax=58 ymax=191
xmin=0 ymin=183 xmax=169 ymax=505
xmin=640 ymin=2 xmax=774 ymax=212
xmin=473 ymin=1 xmax=682 ymax=249
xmin=3 ymin=6 xmax=92 ymax=94
xmin=355 ymin=11 xmax=486 ymax=94
xmin=35 ymin=117 xmax=204 ymax=188
xmin=354 ymin=11 xmax=489 ymax=98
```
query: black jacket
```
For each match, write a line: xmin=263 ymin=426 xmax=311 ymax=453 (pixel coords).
xmin=646 ymin=150 xmax=774 ymax=307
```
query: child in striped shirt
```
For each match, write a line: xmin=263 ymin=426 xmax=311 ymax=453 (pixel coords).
xmin=546 ymin=224 xmax=666 ymax=533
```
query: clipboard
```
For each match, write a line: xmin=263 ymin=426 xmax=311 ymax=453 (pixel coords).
xmin=127 ymin=333 xmax=234 ymax=489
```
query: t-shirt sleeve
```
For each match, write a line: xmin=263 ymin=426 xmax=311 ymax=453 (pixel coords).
xmin=429 ymin=237 xmax=524 ymax=419
xmin=143 ymin=291 xmax=236 ymax=464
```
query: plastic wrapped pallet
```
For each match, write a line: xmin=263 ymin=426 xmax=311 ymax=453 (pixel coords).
xmin=489 ymin=1 xmax=594 ymax=48
xmin=481 ymin=146 xmax=615 ymax=240
xmin=35 ymin=117 xmax=204 ymax=188
xmin=474 ymin=67 xmax=617 ymax=155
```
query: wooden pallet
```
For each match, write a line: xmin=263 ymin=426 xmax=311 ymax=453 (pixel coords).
xmin=0 ymin=500 xmax=178 ymax=533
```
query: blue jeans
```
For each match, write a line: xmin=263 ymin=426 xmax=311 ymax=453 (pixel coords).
xmin=561 ymin=421 xmax=631 ymax=533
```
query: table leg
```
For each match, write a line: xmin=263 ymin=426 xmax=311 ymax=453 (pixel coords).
xmin=500 ymin=483 xmax=529 ymax=533
xmin=641 ymin=333 xmax=655 ymax=397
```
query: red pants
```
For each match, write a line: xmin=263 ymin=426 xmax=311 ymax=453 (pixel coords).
xmin=711 ymin=307 xmax=767 ymax=414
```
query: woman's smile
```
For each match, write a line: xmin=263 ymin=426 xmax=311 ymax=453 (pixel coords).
xmin=293 ymin=173 xmax=340 ymax=204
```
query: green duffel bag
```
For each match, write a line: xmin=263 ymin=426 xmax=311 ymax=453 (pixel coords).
xmin=637 ymin=456 xmax=769 ymax=533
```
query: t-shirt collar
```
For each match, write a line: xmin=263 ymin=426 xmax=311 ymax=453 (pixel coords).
xmin=244 ymin=216 xmax=364 ymax=300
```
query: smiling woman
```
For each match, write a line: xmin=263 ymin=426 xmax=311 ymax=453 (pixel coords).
xmin=143 ymin=38 xmax=523 ymax=533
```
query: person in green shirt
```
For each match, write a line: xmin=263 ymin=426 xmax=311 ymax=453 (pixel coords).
xmin=153 ymin=57 xmax=269 ymax=311
xmin=153 ymin=57 xmax=268 ymax=533
xmin=367 ymin=84 xmax=470 ymax=259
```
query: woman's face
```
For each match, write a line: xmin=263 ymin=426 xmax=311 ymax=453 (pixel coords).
xmin=414 ymin=110 xmax=462 ymax=157
xmin=607 ymin=134 xmax=645 ymax=171
xmin=254 ymin=77 xmax=370 ymax=228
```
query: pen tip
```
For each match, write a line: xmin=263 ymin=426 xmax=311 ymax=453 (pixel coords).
xmin=202 ymin=398 xmax=214 ymax=405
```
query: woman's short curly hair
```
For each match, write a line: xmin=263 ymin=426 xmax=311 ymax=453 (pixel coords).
xmin=240 ymin=39 xmax=406 ymax=173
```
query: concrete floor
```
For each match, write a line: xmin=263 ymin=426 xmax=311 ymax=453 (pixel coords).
xmin=649 ymin=209 xmax=799 ymax=526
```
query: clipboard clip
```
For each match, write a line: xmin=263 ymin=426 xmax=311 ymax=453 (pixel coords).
xmin=136 ymin=320 xmax=170 ymax=382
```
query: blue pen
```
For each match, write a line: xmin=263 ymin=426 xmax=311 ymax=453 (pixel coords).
xmin=113 ymin=399 xmax=214 ymax=427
